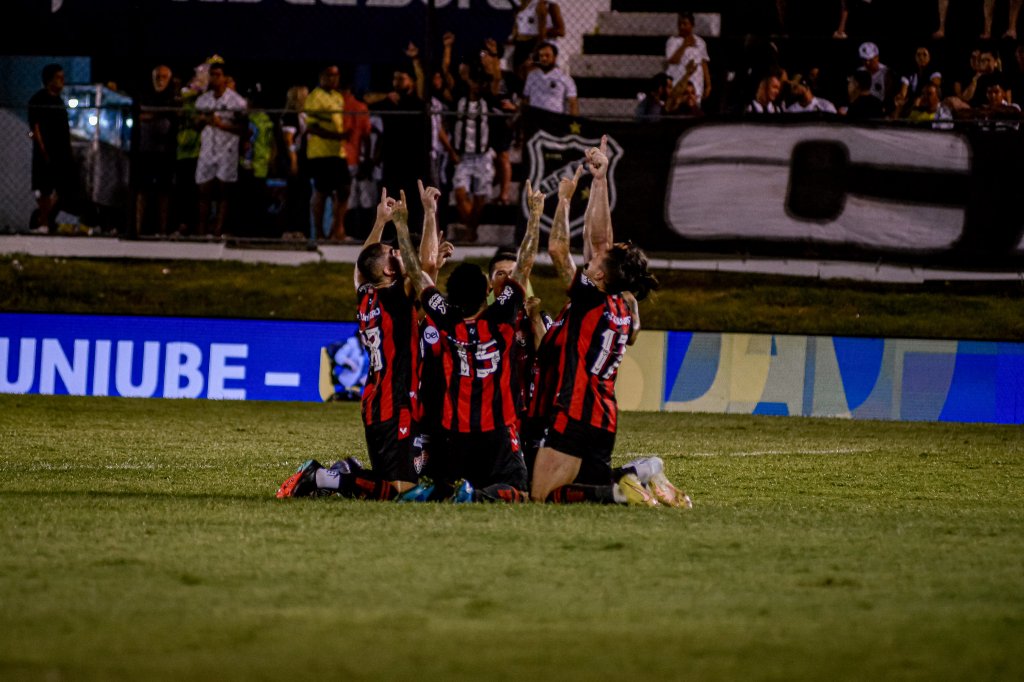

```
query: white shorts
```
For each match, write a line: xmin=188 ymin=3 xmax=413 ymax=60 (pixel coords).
xmin=452 ymin=152 xmax=494 ymax=197
xmin=195 ymin=143 xmax=239 ymax=184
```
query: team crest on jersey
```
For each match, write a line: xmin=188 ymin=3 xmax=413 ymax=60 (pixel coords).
xmin=524 ymin=130 xmax=624 ymax=237
xmin=427 ymin=293 xmax=447 ymax=315
xmin=423 ymin=325 xmax=440 ymax=345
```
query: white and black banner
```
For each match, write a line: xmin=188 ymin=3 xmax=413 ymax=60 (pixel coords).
xmin=523 ymin=109 xmax=1024 ymax=268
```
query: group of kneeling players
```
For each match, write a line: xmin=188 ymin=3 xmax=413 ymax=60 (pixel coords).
xmin=276 ymin=137 xmax=692 ymax=507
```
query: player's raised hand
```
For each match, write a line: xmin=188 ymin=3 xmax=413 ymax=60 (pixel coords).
xmin=437 ymin=240 xmax=455 ymax=266
xmin=558 ymin=164 xmax=584 ymax=201
xmin=392 ymin=190 xmax=409 ymax=226
xmin=376 ymin=187 xmax=396 ymax=222
xmin=418 ymin=179 xmax=441 ymax=213
xmin=525 ymin=179 xmax=545 ymax=218
xmin=587 ymin=135 xmax=609 ymax=180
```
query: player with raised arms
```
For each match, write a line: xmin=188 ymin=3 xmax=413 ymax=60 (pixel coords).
xmin=394 ymin=179 xmax=547 ymax=502
xmin=276 ymin=183 xmax=441 ymax=499
xmin=529 ymin=136 xmax=691 ymax=507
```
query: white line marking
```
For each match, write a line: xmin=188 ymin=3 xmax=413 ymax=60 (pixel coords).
xmin=264 ymin=372 xmax=301 ymax=387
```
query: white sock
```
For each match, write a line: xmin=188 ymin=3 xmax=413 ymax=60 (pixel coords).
xmin=315 ymin=467 xmax=341 ymax=490
xmin=611 ymin=483 xmax=627 ymax=504
xmin=623 ymin=457 xmax=663 ymax=484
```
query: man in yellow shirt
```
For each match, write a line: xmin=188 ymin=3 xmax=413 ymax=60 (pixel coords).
xmin=305 ymin=65 xmax=351 ymax=241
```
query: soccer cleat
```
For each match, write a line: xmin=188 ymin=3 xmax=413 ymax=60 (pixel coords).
xmin=398 ymin=478 xmax=436 ymax=503
xmin=275 ymin=459 xmax=323 ymax=498
xmin=451 ymin=479 xmax=475 ymax=503
xmin=647 ymin=471 xmax=694 ymax=509
xmin=616 ymin=473 xmax=659 ymax=507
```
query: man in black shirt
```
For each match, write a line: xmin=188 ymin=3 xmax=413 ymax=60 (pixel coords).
xmin=28 ymin=63 xmax=75 ymax=232
xmin=372 ymin=67 xmax=428 ymax=234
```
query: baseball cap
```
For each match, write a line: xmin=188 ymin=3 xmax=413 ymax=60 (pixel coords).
xmin=859 ymin=42 xmax=879 ymax=60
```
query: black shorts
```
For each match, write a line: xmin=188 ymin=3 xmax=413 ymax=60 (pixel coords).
xmin=134 ymin=152 xmax=176 ymax=190
xmin=519 ymin=415 xmax=548 ymax=475
xmin=542 ymin=411 xmax=616 ymax=486
xmin=363 ymin=409 xmax=417 ymax=483
xmin=439 ymin=425 xmax=528 ymax=490
xmin=32 ymin=155 xmax=75 ymax=198
xmin=308 ymin=156 xmax=351 ymax=198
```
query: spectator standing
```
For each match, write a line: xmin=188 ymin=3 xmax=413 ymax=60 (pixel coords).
xmin=279 ymin=85 xmax=309 ymax=240
xmin=481 ymin=38 xmax=517 ymax=205
xmin=305 ymin=65 xmax=351 ymax=242
xmin=28 ymin=63 xmax=74 ymax=233
xmin=194 ymin=62 xmax=247 ymax=237
xmin=521 ymin=42 xmax=578 ymax=116
xmin=665 ymin=12 xmax=712 ymax=108
xmin=510 ymin=0 xmax=566 ymax=84
xmin=341 ymin=76 xmax=373 ymax=239
xmin=371 ymin=66 xmax=429 ymax=235
xmin=134 ymin=64 xmax=178 ymax=237
xmin=173 ymin=61 xmax=208 ymax=237
xmin=935 ymin=0 xmax=1023 ymax=40
xmin=450 ymin=69 xmax=495 ymax=244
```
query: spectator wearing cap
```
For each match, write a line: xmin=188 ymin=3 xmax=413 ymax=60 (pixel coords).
xmin=843 ymin=70 xmax=884 ymax=120
xmin=855 ymin=42 xmax=898 ymax=113
xmin=521 ymin=42 xmax=578 ymax=116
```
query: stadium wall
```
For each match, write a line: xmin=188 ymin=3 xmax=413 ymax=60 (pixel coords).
xmin=4 ymin=313 xmax=1023 ymax=424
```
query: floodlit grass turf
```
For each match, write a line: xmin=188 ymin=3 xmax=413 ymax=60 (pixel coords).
xmin=1 ymin=395 xmax=1022 ymax=681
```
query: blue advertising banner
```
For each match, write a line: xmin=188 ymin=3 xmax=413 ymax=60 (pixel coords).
xmin=0 ymin=313 xmax=357 ymax=402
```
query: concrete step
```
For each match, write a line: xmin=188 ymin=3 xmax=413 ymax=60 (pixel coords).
xmin=569 ymin=53 xmax=666 ymax=80
xmin=596 ymin=11 xmax=721 ymax=37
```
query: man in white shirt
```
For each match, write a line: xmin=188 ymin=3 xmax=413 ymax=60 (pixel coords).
xmin=522 ymin=42 xmax=579 ymax=116
xmin=665 ymin=12 xmax=711 ymax=107
xmin=785 ymin=74 xmax=838 ymax=114
xmin=194 ymin=62 xmax=247 ymax=237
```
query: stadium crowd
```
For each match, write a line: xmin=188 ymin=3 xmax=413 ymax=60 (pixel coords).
xmin=26 ymin=1 xmax=1024 ymax=242
xmin=276 ymin=135 xmax=691 ymax=507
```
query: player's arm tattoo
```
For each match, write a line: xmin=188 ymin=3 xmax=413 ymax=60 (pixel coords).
xmin=394 ymin=204 xmax=433 ymax=297
xmin=514 ymin=180 xmax=544 ymax=288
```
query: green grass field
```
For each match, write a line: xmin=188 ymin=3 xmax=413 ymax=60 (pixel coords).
xmin=2 ymin=395 xmax=1022 ymax=681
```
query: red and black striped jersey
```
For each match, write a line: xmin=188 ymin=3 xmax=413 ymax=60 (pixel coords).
xmin=421 ymin=280 xmax=524 ymax=433
xmin=416 ymin=317 xmax=444 ymax=426
xmin=552 ymin=269 xmax=634 ymax=433
xmin=526 ymin=301 xmax=570 ymax=420
xmin=357 ymin=280 xmax=418 ymax=426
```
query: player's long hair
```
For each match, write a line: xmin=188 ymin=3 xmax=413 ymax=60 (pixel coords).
xmin=603 ymin=242 xmax=659 ymax=301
